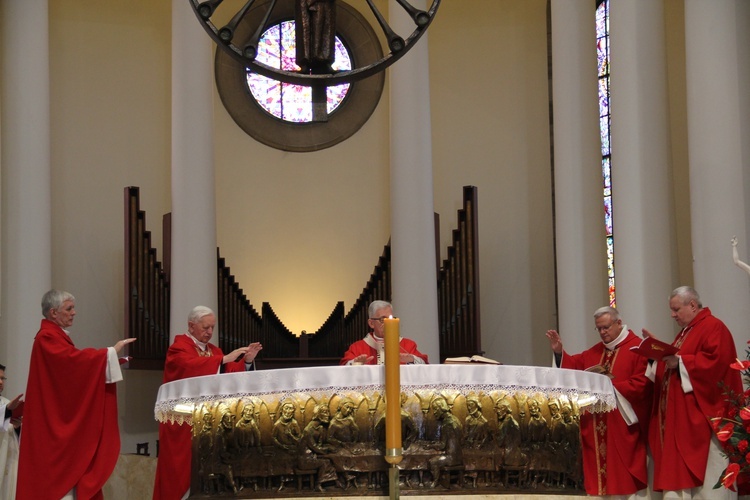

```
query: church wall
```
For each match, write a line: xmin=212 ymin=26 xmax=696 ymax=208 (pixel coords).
xmin=429 ymin=0 xmax=554 ymax=366
xmin=46 ymin=0 xmax=173 ymax=453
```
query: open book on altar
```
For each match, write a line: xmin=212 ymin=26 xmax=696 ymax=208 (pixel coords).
xmin=630 ymin=336 xmax=678 ymax=360
xmin=444 ymin=355 xmax=502 ymax=365
xmin=584 ymin=364 xmax=615 ymax=379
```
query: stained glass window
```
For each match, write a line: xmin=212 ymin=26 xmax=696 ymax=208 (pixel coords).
xmin=596 ymin=0 xmax=615 ymax=307
xmin=246 ymin=21 xmax=352 ymax=123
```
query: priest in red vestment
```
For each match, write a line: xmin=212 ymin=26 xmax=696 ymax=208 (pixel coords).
xmin=153 ymin=305 xmax=262 ymax=500
xmin=340 ymin=300 xmax=428 ymax=365
xmin=643 ymin=286 xmax=742 ymax=498
xmin=17 ymin=289 xmax=135 ymax=500
xmin=546 ymin=306 xmax=652 ymax=497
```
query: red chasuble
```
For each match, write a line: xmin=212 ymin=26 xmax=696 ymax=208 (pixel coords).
xmin=649 ymin=308 xmax=742 ymax=491
xmin=153 ymin=334 xmax=245 ymax=500
xmin=17 ymin=319 xmax=120 ymax=500
xmin=561 ymin=330 xmax=652 ymax=496
xmin=339 ymin=334 xmax=428 ymax=365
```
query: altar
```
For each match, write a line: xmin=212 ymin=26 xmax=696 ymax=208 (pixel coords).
xmin=155 ymin=364 xmax=616 ymax=498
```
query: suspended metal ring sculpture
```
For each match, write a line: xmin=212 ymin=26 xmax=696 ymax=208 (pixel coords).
xmin=190 ymin=0 xmax=442 ymax=87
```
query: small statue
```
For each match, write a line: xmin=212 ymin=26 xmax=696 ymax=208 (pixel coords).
xmin=732 ymin=236 xmax=750 ymax=277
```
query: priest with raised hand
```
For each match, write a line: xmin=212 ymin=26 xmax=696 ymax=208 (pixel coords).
xmin=546 ymin=306 xmax=652 ymax=498
xmin=153 ymin=305 xmax=262 ymax=500
xmin=17 ymin=289 xmax=135 ymax=500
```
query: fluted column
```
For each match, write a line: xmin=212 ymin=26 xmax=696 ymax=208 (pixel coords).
xmin=388 ymin=0 xmax=439 ymax=362
xmin=550 ymin=0 xmax=607 ymax=353
xmin=0 ymin=0 xmax=52 ymax=395
xmin=609 ymin=0 xmax=675 ymax=337
xmin=169 ymin=0 xmax=218 ymax=337
xmin=684 ymin=0 xmax=750 ymax=350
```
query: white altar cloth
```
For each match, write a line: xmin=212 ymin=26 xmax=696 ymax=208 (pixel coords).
xmin=154 ymin=364 xmax=616 ymax=425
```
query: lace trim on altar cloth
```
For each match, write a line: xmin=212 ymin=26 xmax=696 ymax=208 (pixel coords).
xmin=154 ymin=365 xmax=617 ymax=424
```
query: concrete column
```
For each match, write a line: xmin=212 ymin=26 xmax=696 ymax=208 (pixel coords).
xmin=169 ymin=0 xmax=218 ymax=337
xmin=0 ymin=0 xmax=52 ymax=395
xmin=388 ymin=0 xmax=439 ymax=362
xmin=684 ymin=0 xmax=750 ymax=352
xmin=550 ymin=0 xmax=607 ymax=353
xmin=609 ymin=0 xmax=676 ymax=337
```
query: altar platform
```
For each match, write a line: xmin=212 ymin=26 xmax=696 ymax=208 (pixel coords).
xmin=154 ymin=364 xmax=617 ymax=498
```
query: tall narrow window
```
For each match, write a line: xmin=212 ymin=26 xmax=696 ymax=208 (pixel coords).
xmin=596 ymin=0 xmax=615 ymax=307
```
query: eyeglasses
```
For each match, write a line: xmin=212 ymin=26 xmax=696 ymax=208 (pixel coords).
xmin=369 ymin=316 xmax=387 ymax=324
xmin=595 ymin=323 xmax=616 ymax=333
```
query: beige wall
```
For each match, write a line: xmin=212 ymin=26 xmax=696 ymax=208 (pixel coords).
xmin=2 ymin=0 xmax=693 ymax=457
xmin=47 ymin=0 xmax=173 ymax=451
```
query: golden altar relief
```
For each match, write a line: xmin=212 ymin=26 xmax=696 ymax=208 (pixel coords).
xmin=154 ymin=364 xmax=615 ymax=497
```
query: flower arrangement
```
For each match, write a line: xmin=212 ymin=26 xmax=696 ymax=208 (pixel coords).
xmin=712 ymin=341 xmax=750 ymax=494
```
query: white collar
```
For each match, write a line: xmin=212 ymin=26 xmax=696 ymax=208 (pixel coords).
xmin=603 ymin=324 xmax=629 ymax=350
xmin=187 ymin=332 xmax=208 ymax=351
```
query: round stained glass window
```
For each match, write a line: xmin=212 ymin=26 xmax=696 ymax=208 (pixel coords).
xmin=214 ymin=0 xmax=384 ymax=152
xmin=247 ymin=21 xmax=352 ymax=123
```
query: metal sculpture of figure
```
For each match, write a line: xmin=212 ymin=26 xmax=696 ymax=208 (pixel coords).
xmin=272 ymin=401 xmax=302 ymax=452
xmin=327 ymin=397 xmax=359 ymax=448
xmin=295 ymin=0 xmax=336 ymax=74
xmin=464 ymin=395 xmax=490 ymax=449
xmin=427 ymin=397 xmax=463 ymax=487
xmin=495 ymin=399 xmax=526 ymax=467
xmin=297 ymin=402 xmax=337 ymax=491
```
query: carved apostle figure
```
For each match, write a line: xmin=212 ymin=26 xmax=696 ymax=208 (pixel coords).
xmin=327 ymin=397 xmax=359 ymax=448
xmin=235 ymin=400 xmax=262 ymax=453
xmin=427 ymin=397 xmax=463 ymax=487
xmin=374 ymin=392 xmax=417 ymax=450
xmin=495 ymin=398 xmax=526 ymax=466
xmin=272 ymin=401 xmax=301 ymax=452
xmin=297 ymin=403 xmax=337 ymax=491
xmin=464 ymin=395 xmax=490 ymax=448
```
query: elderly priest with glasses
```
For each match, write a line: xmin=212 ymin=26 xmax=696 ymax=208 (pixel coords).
xmin=340 ymin=300 xmax=428 ymax=366
xmin=545 ymin=306 xmax=652 ymax=498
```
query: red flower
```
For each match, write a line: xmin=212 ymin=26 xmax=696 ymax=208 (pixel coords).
xmin=740 ymin=407 xmax=750 ymax=422
xmin=723 ymin=463 xmax=741 ymax=491
xmin=712 ymin=417 xmax=724 ymax=432
xmin=745 ymin=451 xmax=750 ymax=463
xmin=718 ymin=423 xmax=736 ymax=442
xmin=731 ymin=359 xmax=750 ymax=371
xmin=739 ymin=440 xmax=749 ymax=454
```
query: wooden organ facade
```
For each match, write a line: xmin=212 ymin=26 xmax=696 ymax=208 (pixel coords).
xmin=124 ymin=186 xmax=481 ymax=369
